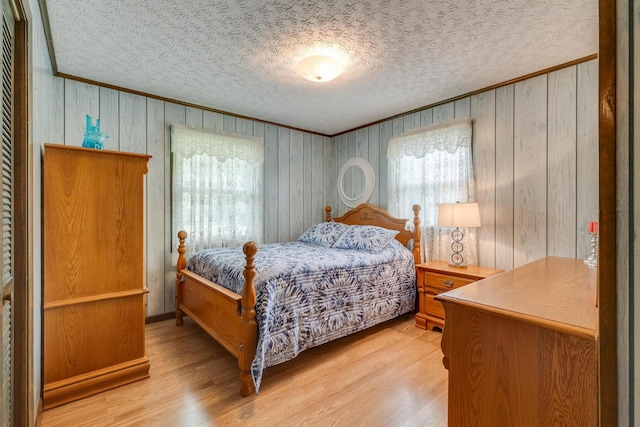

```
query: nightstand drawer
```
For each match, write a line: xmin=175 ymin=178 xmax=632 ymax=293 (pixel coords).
xmin=423 ymin=271 xmax=474 ymax=292
xmin=415 ymin=261 xmax=504 ymax=331
xmin=425 ymin=294 xmax=445 ymax=319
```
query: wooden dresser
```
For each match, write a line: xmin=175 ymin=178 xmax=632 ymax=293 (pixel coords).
xmin=436 ymin=256 xmax=598 ymax=426
xmin=43 ymin=144 xmax=151 ymax=409
xmin=415 ymin=261 xmax=503 ymax=331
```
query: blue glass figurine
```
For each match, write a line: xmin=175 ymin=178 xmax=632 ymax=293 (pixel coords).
xmin=81 ymin=114 xmax=108 ymax=149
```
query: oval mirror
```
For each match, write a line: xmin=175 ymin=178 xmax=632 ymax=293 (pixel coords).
xmin=337 ymin=157 xmax=375 ymax=208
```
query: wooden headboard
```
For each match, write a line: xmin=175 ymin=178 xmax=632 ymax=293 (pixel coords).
xmin=325 ymin=203 xmax=421 ymax=264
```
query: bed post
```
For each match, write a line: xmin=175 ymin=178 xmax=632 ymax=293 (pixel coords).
xmin=325 ymin=205 xmax=332 ymax=222
xmin=412 ymin=205 xmax=421 ymax=264
xmin=175 ymin=231 xmax=187 ymax=326
xmin=239 ymin=241 xmax=258 ymax=396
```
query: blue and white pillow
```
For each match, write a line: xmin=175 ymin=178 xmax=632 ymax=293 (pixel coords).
xmin=332 ymin=225 xmax=400 ymax=252
xmin=298 ymin=222 xmax=350 ymax=248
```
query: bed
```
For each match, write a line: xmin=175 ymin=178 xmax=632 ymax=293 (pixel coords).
xmin=175 ymin=203 xmax=421 ymax=396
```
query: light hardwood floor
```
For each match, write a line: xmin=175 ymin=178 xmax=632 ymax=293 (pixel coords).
xmin=39 ymin=314 xmax=448 ymax=427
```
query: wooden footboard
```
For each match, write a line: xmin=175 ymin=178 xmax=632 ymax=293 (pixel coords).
xmin=175 ymin=232 xmax=258 ymax=396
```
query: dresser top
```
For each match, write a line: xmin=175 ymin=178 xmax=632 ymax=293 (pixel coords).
xmin=44 ymin=143 xmax=152 ymax=161
xmin=436 ymin=256 xmax=598 ymax=338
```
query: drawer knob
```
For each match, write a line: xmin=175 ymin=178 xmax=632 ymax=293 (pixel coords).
xmin=443 ymin=279 xmax=454 ymax=288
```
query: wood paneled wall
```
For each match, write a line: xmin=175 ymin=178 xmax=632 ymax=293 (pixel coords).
xmin=327 ymin=60 xmax=599 ymax=271
xmin=30 ymin=0 xmax=60 ymax=420
xmin=49 ymin=79 xmax=330 ymax=316
xmin=617 ymin=0 xmax=635 ymax=423
xmin=48 ymin=59 xmax=597 ymax=315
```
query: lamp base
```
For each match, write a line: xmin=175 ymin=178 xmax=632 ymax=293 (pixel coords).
xmin=449 ymin=228 xmax=466 ymax=268
xmin=448 ymin=263 xmax=469 ymax=269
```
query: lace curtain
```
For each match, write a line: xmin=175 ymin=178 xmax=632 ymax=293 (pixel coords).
xmin=172 ymin=124 xmax=264 ymax=253
xmin=387 ymin=118 xmax=478 ymax=264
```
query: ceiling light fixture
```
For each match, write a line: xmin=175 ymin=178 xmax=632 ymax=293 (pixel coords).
xmin=296 ymin=55 xmax=345 ymax=83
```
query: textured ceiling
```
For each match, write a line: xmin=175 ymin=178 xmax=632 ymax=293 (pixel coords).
xmin=44 ymin=0 xmax=598 ymax=136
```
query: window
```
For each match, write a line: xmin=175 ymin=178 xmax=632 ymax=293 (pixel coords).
xmin=171 ymin=125 xmax=263 ymax=253
xmin=387 ymin=118 xmax=477 ymax=263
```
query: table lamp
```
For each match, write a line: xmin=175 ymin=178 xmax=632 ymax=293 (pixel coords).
xmin=437 ymin=202 xmax=481 ymax=268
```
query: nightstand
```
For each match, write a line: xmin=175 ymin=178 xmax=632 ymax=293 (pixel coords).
xmin=415 ymin=260 xmax=503 ymax=331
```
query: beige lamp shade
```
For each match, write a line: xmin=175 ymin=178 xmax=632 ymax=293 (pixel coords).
xmin=438 ymin=202 xmax=481 ymax=228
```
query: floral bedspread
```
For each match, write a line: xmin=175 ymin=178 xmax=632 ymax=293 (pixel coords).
xmin=186 ymin=239 xmax=416 ymax=392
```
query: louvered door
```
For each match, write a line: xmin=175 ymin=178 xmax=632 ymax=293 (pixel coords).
xmin=0 ymin=0 xmax=13 ymax=425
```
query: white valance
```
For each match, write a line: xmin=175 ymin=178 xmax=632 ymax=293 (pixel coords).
xmin=171 ymin=124 xmax=264 ymax=163
xmin=387 ymin=118 xmax=472 ymax=160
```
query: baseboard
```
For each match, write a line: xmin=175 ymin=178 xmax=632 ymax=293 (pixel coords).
xmin=145 ymin=311 xmax=176 ymax=324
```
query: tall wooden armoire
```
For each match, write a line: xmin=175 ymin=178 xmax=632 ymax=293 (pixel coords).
xmin=43 ymin=144 xmax=151 ymax=409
